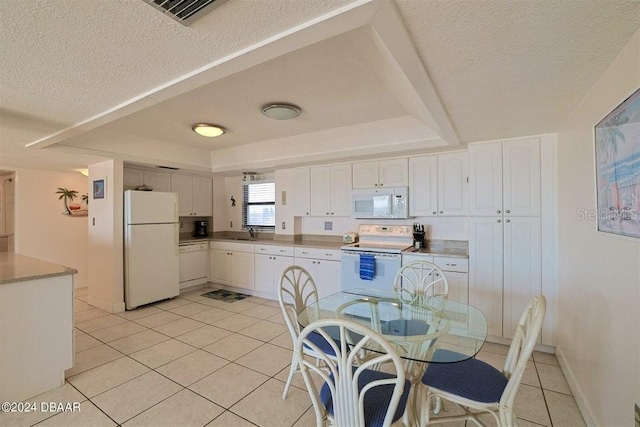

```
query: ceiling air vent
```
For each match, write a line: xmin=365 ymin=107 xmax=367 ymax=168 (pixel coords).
xmin=142 ymin=0 xmax=229 ymax=26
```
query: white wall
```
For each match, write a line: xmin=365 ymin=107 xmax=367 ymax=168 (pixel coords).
xmin=556 ymin=31 xmax=639 ymax=426
xmin=8 ymin=168 xmax=89 ymax=288
xmin=87 ymin=160 xmax=125 ymax=313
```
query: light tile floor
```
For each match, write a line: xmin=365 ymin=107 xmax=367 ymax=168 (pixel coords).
xmin=1 ymin=286 xmax=586 ymax=427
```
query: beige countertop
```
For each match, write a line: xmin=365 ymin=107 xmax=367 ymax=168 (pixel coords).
xmin=0 ymin=253 xmax=77 ymax=285
xmin=402 ymin=247 xmax=469 ymax=258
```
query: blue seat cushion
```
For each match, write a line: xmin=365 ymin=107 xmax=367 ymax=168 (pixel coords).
xmin=320 ymin=367 xmax=410 ymax=427
xmin=304 ymin=328 xmax=338 ymax=356
xmin=422 ymin=349 xmax=508 ymax=403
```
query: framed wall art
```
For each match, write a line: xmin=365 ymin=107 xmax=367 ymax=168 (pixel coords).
xmin=594 ymin=88 xmax=640 ymax=238
xmin=92 ymin=178 xmax=106 ymax=200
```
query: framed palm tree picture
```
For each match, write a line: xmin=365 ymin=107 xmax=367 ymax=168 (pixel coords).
xmin=594 ymin=88 xmax=640 ymax=238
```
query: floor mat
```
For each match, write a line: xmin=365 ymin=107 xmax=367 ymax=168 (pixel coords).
xmin=201 ymin=289 xmax=250 ymax=303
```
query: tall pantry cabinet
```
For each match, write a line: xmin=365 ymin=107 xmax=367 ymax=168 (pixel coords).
xmin=468 ymin=136 xmax=554 ymax=345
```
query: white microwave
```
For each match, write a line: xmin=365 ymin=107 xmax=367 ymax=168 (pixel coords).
xmin=351 ymin=187 xmax=410 ymax=219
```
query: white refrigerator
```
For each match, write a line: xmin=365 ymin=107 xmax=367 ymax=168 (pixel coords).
xmin=124 ymin=190 xmax=180 ymax=310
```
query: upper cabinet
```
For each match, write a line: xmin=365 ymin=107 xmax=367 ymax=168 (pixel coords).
xmin=409 ymin=152 xmax=468 ymax=216
xmin=171 ymin=174 xmax=212 ymax=217
xmin=352 ymin=159 xmax=408 ymax=189
xmin=309 ymin=164 xmax=352 ymax=217
xmin=123 ymin=168 xmax=171 ymax=192
xmin=293 ymin=168 xmax=311 ymax=217
xmin=468 ymin=139 xmax=540 ymax=216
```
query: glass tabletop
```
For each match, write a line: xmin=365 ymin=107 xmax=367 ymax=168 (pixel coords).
xmin=297 ymin=288 xmax=488 ymax=364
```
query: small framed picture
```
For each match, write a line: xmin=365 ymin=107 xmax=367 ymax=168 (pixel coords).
xmin=93 ymin=178 xmax=106 ymax=200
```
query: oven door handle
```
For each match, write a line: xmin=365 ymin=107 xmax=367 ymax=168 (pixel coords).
xmin=341 ymin=252 xmax=401 ymax=259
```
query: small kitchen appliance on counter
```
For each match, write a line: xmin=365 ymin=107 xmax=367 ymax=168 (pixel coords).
xmin=193 ymin=220 xmax=208 ymax=238
xmin=413 ymin=223 xmax=426 ymax=249
xmin=343 ymin=232 xmax=358 ymax=244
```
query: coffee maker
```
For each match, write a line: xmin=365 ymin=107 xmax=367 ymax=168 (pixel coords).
xmin=412 ymin=223 xmax=426 ymax=250
xmin=193 ymin=220 xmax=208 ymax=238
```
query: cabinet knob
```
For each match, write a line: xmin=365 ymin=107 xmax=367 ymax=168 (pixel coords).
xmin=306 ymin=212 xmax=309 ymax=215
xmin=497 ymin=219 xmax=501 ymax=223
xmin=331 ymin=212 xmax=334 ymax=215
xmin=433 ymin=211 xmax=437 ymax=215
xmin=379 ymin=183 xmax=383 ymax=187
xmin=497 ymin=210 xmax=501 ymax=214
xmin=374 ymin=183 xmax=378 ymax=187
xmin=506 ymin=209 xmax=511 ymax=213
xmin=506 ymin=219 xmax=511 ymax=223
xmin=439 ymin=211 xmax=443 ymax=214
xmin=312 ymin=261 xmax=316 ymax=264
xmin=326 ymin=212 xmax=330 ymax=215
xmin=317 ymin=261 xmax=321 ymax=264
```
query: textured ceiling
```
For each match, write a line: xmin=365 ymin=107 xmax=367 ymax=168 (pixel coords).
xmin=0 ymin=0 xmax=639 ymax=172
xmin=394 ymin=0 xmax=640 ymax=142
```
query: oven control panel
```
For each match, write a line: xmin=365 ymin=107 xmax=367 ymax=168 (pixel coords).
xmin=358 ymin=225 xmax=411 ymax=237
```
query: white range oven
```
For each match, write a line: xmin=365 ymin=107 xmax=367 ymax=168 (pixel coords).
xmin=340 ymin=225 xmax=412 ymax=291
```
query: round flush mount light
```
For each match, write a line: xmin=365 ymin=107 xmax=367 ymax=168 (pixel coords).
xmin=261 ymin=103 xmax=301 ymax=120
xmin=192 ymin=123 xmax=225 ymax=138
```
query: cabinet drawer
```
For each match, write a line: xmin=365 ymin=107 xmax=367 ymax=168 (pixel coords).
xmin=255 ymin=244 xmax=293 ymax=256
xmin=316 ymin=249 xmax=341 ymax=261
xmin=294 ymin=247 xmax=318 ymax=259
xmin=402 ymin=254 xmax=434 ymax=265
xmin=209 ymin=241 xmax=231 ymax=251
xmin=229 ymin=242 xmax=255 ymax=253
xmin=433 ymin=256 xmax=468 ymax=273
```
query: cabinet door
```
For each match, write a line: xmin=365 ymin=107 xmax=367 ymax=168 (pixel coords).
xmin=316 ymin=259 xmax=341 ymax=299
xmin=503 ymin=217 xmax=541 ymax=340
xmin=295 ymin=258 xmax=319 ymax=287
xmin=273 ymin=256 xmax=294 ymax=294
xmin=379 ymin=158 xmax=408 ymax=187
xmin=408 ymin=156 xmax=438 ymax=216
xmin=468 ymin=142 xmax=503 ymax=216
xmin=254 ymin=254 xmax=274 ymax=294
xmin=309 ymin=167 xmax=331 ymax=216
xmin=143 ymin=171 xmax=171 ymax=192
xmin=503 ymin=139 xmax=541 ymax=216
xmin=330 ymin=164 xmax=352 ymax=216
xmin=231 ymin=251 xmax=254 ymax=290
xmin=293 ymin=168 xmax=311 ymax=216
xmin=124 ymin=168 xmax=144 ymax=189
xmin=442 ymin=271 xmax=468 ymax=305
xmin=192 ymin=176 xmax=213 ymax=216
xmin=352 ymin=161 xmax=379 ymax=189
xmin=469 ymin=217 xmax=503 ymax=337
xmin=209 ymin=250 xmax=229 ymax=285
xmin=438 ymin=152 xmax=468 ymax=216
xmin=171 ymin=174 xmax=193 ymax=216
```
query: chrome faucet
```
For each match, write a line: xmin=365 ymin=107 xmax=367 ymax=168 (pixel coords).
xmin=248 ymin=228 xmax=256 ymax=240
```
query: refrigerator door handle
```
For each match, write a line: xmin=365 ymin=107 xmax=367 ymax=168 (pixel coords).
xmin=175 ymin=223 xmax=179 ymax=256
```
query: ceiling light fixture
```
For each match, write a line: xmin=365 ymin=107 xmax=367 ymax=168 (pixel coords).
xmin=261 ymin=103 xmax=301 ymax=120
xmin=192 ymin=123 xmax=225 ymax=138
xmin=78 ymin=169 xmax=89 ymax=176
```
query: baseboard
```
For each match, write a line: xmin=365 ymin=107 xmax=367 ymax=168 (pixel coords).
xmin=74 ymin=279 xmax=87 ymax=289
xmin=556 ymin=345 xmax=597 ymax=426
xmin=484 ymin=335 xmax=555 ymax=354
xmin=87 ymin=295 xmax=126 ymax=314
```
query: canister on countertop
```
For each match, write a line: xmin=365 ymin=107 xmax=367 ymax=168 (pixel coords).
xmin=343 ymin=232 xmax=358 ymax=244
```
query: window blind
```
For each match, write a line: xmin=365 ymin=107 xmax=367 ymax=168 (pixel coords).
xmin=243 ymin=181 xmax=275 ymax=229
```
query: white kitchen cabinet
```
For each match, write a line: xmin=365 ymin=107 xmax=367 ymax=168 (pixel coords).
xmin=352 ymin=159 xmax=408 ymax=189
xmin=437 ymin=152 xmax=468 ymax=216
xmin=469 ymin=216 xmax=542 ymax=341
xmin=294 ymin=247 xmax=342 ymax=299
xmin=409 ymin=152 xmax=467 ymax=216
xmin=143 ymin=170 xmax=171 ymax=192
xmin=254 ymin=245 xmax=294 ymax=296
xmin=293 ymin=167 xmax=311 ymax=216
xmin=309 ymin=164 xmax=352 ymax=217
xmin=171 ymin=174 xmax=212 ymax=217
xmin=208 ymin=242 xmax=254 ymax=290
xmin=124 ymin=168 xmax=144 ymax=189
xmin=402 ymin=253 xmax=469 ymax=305
xmin=408 ymin=155 xmax=438 ymax=216
xmin=469 ymin=139 xmax=540 ymax=216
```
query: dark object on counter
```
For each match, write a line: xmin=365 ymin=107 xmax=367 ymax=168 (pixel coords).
xmin=193 ymin=220 xmax=208 ymax=238
xmin=413 ymin=223 xmax=426 ymax=249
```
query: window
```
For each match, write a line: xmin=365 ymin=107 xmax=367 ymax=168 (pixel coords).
xmin=243 ymin=181 xmax=275 ymax=229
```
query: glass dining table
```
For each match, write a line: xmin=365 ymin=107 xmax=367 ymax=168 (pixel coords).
xmin=297 ymin=288 xmax=488 ymax=424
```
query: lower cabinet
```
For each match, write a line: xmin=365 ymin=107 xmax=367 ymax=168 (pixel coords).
xmin=294 ymin=248 xmax=342 ymax=299
xmin=401 ymin=254 xmax=469 ymax=305
xmin=208 ymin=242 xmax=255 ymax=290
xmin=254 ymin=245 xmax=295 ymax=296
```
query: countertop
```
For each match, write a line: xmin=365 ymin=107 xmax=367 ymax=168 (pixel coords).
xmin=0 ymin=253 xmax=78 ymax=285
xmin=178 ymin=235 xmax=467 ymax=257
